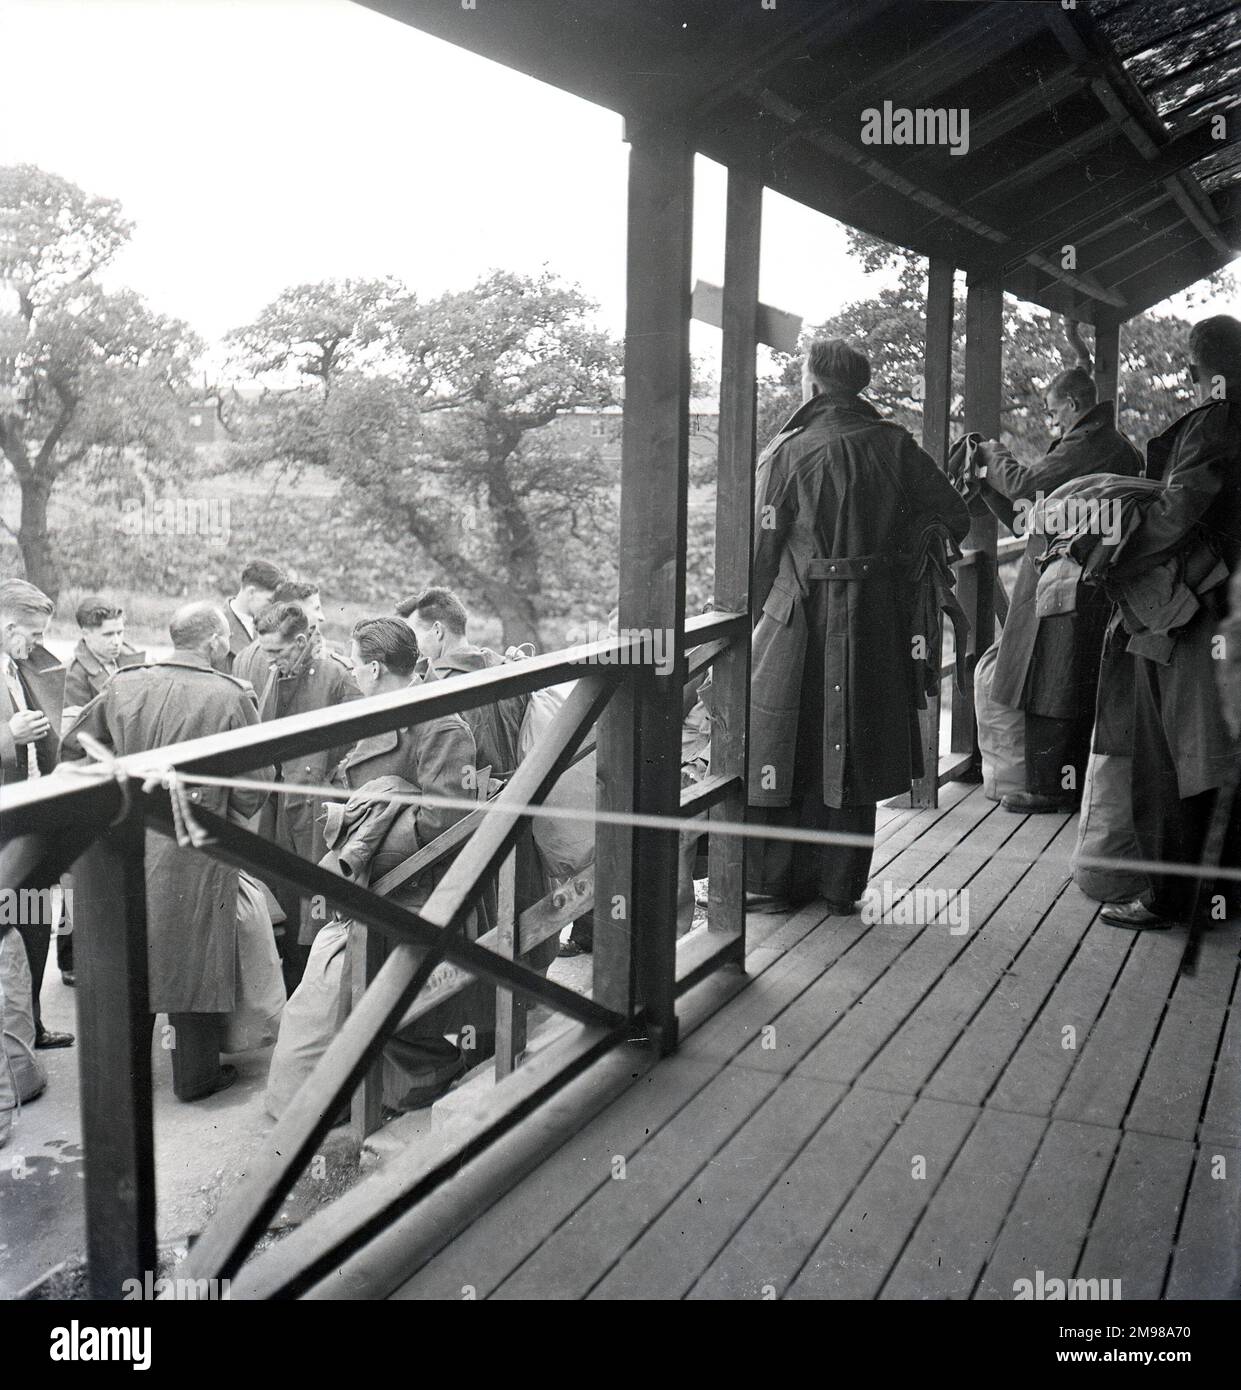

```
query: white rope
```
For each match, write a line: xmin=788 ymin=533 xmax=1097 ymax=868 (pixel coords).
xmin=161 ymin=768 xmax=1241 ymax=888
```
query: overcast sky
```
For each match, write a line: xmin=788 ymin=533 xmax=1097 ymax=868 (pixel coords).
xmin=1 ymin=0 xmax=1236 ymax=375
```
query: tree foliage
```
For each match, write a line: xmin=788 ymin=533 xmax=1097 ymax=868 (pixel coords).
xmin=225 ymin=270 xmax=621 ymax=646
xmin=0 ymin=165 xmax=200 ymax=599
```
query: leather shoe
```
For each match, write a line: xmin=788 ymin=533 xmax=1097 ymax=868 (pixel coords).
xmin=34 ymin=1029 xmax=74 ymax=1049
xmin=1099 ymin=899 xmax=1175 ymax=930
xmin=61 ymin=971 xmax=76 ymax=988
xmin=182 ymin=1064 xmax=239 ymax=1101
xmin=1001 ymin=791 xmax=1075 ymax=814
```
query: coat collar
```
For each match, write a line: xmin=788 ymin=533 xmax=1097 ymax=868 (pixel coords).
xmin=72 ymin=638 xmax=143 ymax=678
xmin=343 ymin=728 xmax=401 ymax=767
xmin=779 ymin=391 xmax=881 ymax=433
xmin=1049 ymin=399 xmax=1117 ymax=451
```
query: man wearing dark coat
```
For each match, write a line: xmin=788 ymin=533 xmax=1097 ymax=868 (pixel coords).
xmin=1096 ymin=316 xmax=1241 ymax=930
xmin=401 ymin=586 xmax=555 ymax=973
xmin=0 ymin=578 xmax=73 ymax=1049
xmin=234 ymin=601 xmax=361 ymax=984
xmin=335 ymin=616 xmax=480 ymax=1103
xmin=223 ymin=558 xmax=285 ymax=669
xmin=978 ymin=368 xmax=1143 ymax=811
xmin=63 ymin=603 xmax=273 ymax=1099
xmin=747 ymin=338 xmax=970 ymax=912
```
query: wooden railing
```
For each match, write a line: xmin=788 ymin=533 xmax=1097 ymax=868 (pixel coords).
xmin=0 ymin=611 xmax=749 ymax=1298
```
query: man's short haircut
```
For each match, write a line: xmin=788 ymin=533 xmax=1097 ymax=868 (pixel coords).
xmin=353 ymin=617 xmax=421 ymax=677
xmin=805 ymin=338 xmax=871 ymax=395
xmin=168 ymin=603 xmax=227 ymax=651
xmin=1049 ymin=366 xmax=1098 ymax=406
xmin=272 ymin=580 xmax=319 ymax=605
xmin=76 ymin=596 xmax=124 ymax=630
xmin=255 ymin=602 xmax=310 ymax=640
xmin=404 ymin=586 xmax=468 ymax=636
xmin=1189 ymin=315 xmax=1241 ymax=381
xmin=0 ymin=578 xmax=54 ymax=625
xmin=240 ymin=560 xmax=286 ymax=592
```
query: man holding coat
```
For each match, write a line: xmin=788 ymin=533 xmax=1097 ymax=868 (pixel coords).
xmin=747 ymin=338 xmax=970 ymax=912
xmin=978 ymin=367 xmax=1142 ymax=811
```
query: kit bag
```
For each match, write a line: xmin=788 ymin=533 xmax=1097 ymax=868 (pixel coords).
xmin=974 ymin=640 xmax=1026 ymax=802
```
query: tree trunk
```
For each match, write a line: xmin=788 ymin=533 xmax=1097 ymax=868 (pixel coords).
xmin=489 ymin=588 xmax=542 ymax=651
xmin=18 ymin=473 xmax=59 ymax=603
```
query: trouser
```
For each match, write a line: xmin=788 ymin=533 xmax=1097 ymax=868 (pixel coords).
xmin=150 ymin=1012 xmax=225 ymax=1102
xmin=1025 ymin=710 xmax=1093 ymax=800
xmin=16 ymin=918 xmax=51 ymax=1036
xmin=746 ymin=801 xmax=877 ymax=907
xmin=1131 ymin=655 xmax=1241 ymax=920
xmin=56 ymin=875 xmax=73 ymax=973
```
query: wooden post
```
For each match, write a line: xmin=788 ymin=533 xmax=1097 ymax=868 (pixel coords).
xmin=350 ymin=923 xmax=387 ymax=1140
xmin=594 ymin=120 xmax=693 ymax=1054
xmin=953 ymin=275 xmax=1003 ymax=772
xmin=72 ymin=809 xmax=157 ymax=1300
xmin=1094 ymin=313 xmax=1121 ymax=423
xmin=708 ymin=168 xmax=761 ymax=953
xmin=911 ymin=257 xmax=955 ymax=808
xmin=493 ymin=847 xmax=520 ymax=1079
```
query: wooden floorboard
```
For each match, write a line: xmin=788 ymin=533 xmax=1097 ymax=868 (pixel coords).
xmin=1076 ymin=1130 xmax=1195 ymax=1300
xmin=375 ymin=790 xmax=1241 ymax=1300
xmin=793 ymin=810 xmax=1063 ymax=1087
xmin=1054 ymin=931 xmax=1188 ymax=1129
xmin=786 ymin=1096 xmax=980 ymax=1299
xmin=974 ymin=1119 xmax=1121 ymax=1299
xmin=687 ymin=1085 xmax=912 ymax=1299
xmin=1165 ymin=1144 xmax=1241 ymax=1300
xmin=880 ymin=1107 xmax=1048 ymax=1299
xmin=863 ymin=817 xmax=1077 ymax=1097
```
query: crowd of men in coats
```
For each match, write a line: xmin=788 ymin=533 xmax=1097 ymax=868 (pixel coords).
xmin=0 ymin=569 xmax=555 ymax=1122
xmin=2 ymin=311 xmax=1240 ymax=1146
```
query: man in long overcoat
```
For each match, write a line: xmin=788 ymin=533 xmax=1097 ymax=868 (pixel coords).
xmin=1096 ymin=316 xmax=1241 ymax=929
xmin=748 ymin=338 xmax=970 ymax=911
xmin=63 ymin=603 xmax=273 ymax=1099
xmin=235 ymin=600 xmax=361 ymax=982
xmin=979 ymin=367 xmax=1142 ymax=811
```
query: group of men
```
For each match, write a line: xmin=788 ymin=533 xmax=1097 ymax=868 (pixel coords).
xmin=747 ymin=315 xmax=1241 ymax=936
xmin=0 ymin=561 xmax=542 ymax=1110
xmin=3 ymin=312 xmax=1240 ymax=1132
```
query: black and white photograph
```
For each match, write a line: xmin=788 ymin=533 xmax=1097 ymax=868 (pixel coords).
xmin=1 ymin=0 xmax=1240 ymax=1351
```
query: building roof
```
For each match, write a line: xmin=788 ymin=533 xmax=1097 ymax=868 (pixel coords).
xmin=360 ymin=0 xmax=1239 ymax=325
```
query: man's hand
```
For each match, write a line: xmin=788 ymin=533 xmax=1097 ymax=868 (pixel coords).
xmin=9 ymin=709 xmax=50 ymax=745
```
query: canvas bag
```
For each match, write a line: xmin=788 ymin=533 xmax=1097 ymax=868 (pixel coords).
xmin=223 ymin=871 xmax=287 ymax=1054
xmin=518 ymin=681 xmax=596 ymax=879
xmin=1 ymin=926 xmax=48 ymax=1146
xmin=1071 ymin=752 xmax=1150 ymax=903
xmin=974 ymin=640 xmax=1025 ymax=801
xmin=264 ymin=917 xmax=349 ymax=1120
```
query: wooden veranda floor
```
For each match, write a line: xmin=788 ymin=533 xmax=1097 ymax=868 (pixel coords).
xmin=374 ymin=782 xmax=1241 ymax=1301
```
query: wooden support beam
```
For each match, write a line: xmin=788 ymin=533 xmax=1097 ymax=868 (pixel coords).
xmin=708 ymin=167 xmax=761 ymax=964
xmin=493 ymin=847 xmax=522 ymax=1080
xmin=994 ymin=124 xmax=1223 ymax=275
xmin=1093 ymin=315 xmax=1122 ymax=424
xmin=911 ymin=257 xmax=955 ymax=810
xmin=965 ymin=68 xmax=1090 ymax=153
xmin=595 ymin=121 xmax=693 ymax=1054
xmin=72 ymin=809 xmax=156 ymax=1300
xmin=775 ymin=1 xmax=1046 ymax=146
xmin=953 ymin=277 xmax=1003 ymax=775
